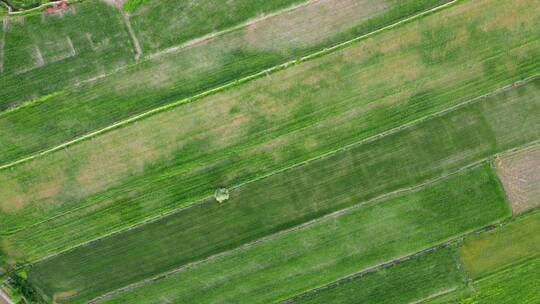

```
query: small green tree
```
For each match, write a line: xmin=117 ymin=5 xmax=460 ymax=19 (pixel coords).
xmin=0 ymin=3 xmax=8 ymax=17
xmin=214 ymin=188 xmax=229 ymax=203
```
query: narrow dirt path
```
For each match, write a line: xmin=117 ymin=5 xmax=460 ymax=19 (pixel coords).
xmin=0 ymin=25 xmax=5 ymax=74
xmin=0 ymin=0 xmax=12 ymax=13
xmin=101 ymin=0 xmax=142 ymax=60
xmin=122 ymin=12 xmax=142 ymax=60
xmin=0 ymin=288 xmax=14 ymax=304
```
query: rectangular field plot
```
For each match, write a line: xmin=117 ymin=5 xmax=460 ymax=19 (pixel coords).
xmin=0 ymin=1 xmax=135 ymax=110
xmin=459 ymin=210 xmax=540 ymax=279
xmin=127 ymin=0 xmax=307 ymax=52
xmin=1 ymin=64 xmax=539 ymax=266
xmin=26 ymin=165 xmax=509 ymax=303
xmin=496 ymin=145 xmax=540 ymax=214
xmin=467 ymin=257 xmax=540 ymax=304
xmin=428 ymin=256 xmax=540 ymax=304
xmin=0 ymin=0 xmax=455 ymax=165
xmin=291 ymin=248 xmax=463 ymax=304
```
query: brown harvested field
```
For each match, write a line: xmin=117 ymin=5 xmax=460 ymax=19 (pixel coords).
xmin=496 ymin=145 xmax=540 ymax=215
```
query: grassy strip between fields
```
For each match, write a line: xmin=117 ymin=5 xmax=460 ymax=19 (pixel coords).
xmin=2 ymin=0 xmax=539 ymax=246
xmin=26 ymin=164 xmax=509 ymax=303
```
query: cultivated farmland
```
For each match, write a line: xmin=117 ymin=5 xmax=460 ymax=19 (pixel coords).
xmin=423 ymin=210 xmax=540 ymax=303
xmin=2 ymin=0 xmax=540 ymax=252
xmin=0 ymin=0 xmax=316 ymax=110
xmin=293 ymin=248 xmax=464 ymax=304
xmin=29 ymin=165 xmax=509 ymax=303
xmin=293 ymin=209 xmax=540 ymax=304
xmin=0 ymin=0 xmax=452 ymax=165
xmin=0 ymin=1 xmax=135 ymax=110
xmin=1 ymin=0 xmax=539 ymax=303
xmin=459 ymin=209 xmax=540 ymax=279
xmin=3 ymin=62 xmax=540 ymax=264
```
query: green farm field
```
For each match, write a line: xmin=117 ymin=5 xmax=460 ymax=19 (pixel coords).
xmin=459 ymin=209 xmax=540 ymax=279
xmin=463 ymin=257 xmax=540 ymax=304
xmin=0 ymin=0 xmax=451 ymax=165
xmin=292 ymin=248 xmax=464 ymax=304
xmin=0 ymin=0 xmax=135 ymax=110
xmin=2 ymin=59 xmax=539 ymax=265
xmin=28 ymin=164 xmax=509 ymax=303
xmin=1 ymin=0 xmax=540 ymax=303
xmin=0 ymin=0 xmax=315 ymax=111
xmin=127 ymin=0 xmax=309 ymax=51
xmin=2 ymin=0 xmax=540 ymax=244
xmin=424 ymin=210 xmax=540 ymax=304
xmin=292 ymin=210 xmax=540 ymax=304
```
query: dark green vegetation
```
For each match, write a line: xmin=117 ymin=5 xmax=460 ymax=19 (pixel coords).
xmin=2 ymin=0 xmax=42 ymax=11
xmin=0 ymin=0 xmax=452 ymax=165
xmin=293 ymin=248 xmax=463 ymax=304
xmin=28 ymin=165 xmax=509 ymax=303
xmin=6 ymin=271 xmax=46 ymax=304
xmin=2 ymin=0 xmax=540 ymax=263
xmin=0 ymin=3 xmax=8 ymax=17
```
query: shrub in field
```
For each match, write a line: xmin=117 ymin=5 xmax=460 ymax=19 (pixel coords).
xmin=7 ymin=271 xmax=46 ymax=303
xmin=0 ymin=2 xmax=8 ymax=16
xmin=214 ymin=188 xmax=230 ymax=203
xmin=124 ymin=0 xmax=149 ymax=13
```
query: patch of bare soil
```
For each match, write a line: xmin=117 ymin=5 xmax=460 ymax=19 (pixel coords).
xmin=45 ymin=1 xmax=69 ymax=15
xmin=53 ymin=290 xmax=78 ymax=302
xmin=496 ymin=146 xmax=540 ymax=215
